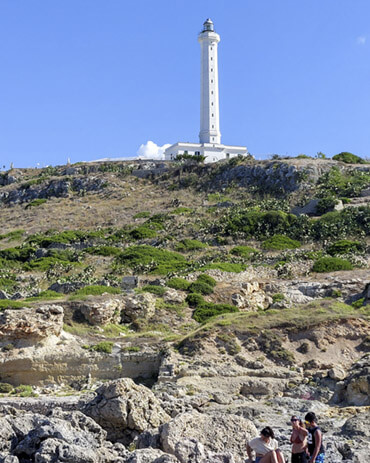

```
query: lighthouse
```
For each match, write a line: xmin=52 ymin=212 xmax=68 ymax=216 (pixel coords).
xmin=198 ymin=18 xmax=221 ymax=145
xmin=164 ymin=19 xmax=247 ymax=163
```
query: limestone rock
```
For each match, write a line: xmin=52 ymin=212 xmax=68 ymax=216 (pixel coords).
xmin=73 ymin=296 xmax=123 ymax=325
xmin=328 ymin=366 xmax=346 ymax=381
xmin=126 ymin=449 xmax=179 ymax=463
xmin=0 ymin=305 xmax=63 ymax=341
xmin=231 ymin=282 xmax=268 ymax=311
xmin=163 ymin=289 xmax=185 ymax=305
xmin=122 ymin=293 xmax=156 ymax=323
xmin=332 ymin=356 xmax=370 ymax=405
xmin=84 ymin=378 xmax=170 ymax=443
xmin=240 ymin=378 xmax=285 ymax=397
xmin=160 ymin=411 xmax=257 ymax=463
xmin=0 ymin=408 xmax=128 ymax=463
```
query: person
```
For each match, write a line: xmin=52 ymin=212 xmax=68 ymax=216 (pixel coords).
xmin=304 ymin=412 xmax=325 ymax=463
xmin=290 ymin=415 xmax=308 ymax=463
xmin=247 ymin=426 xmax=286 ymax=463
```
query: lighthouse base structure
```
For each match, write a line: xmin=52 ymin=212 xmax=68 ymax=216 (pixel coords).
xmin=164 ymin=142 xmax=247 ymax=163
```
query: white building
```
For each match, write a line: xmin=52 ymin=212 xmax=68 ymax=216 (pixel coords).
xmin=164 ymin=19 xmax=247 ymax=163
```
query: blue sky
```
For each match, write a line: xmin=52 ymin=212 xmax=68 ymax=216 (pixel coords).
xmin=0 ymin=0 xmax=369 ymax=168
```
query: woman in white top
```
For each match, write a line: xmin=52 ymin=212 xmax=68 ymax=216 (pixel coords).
xmin=247 ymin=427 xmax=286 ymax=463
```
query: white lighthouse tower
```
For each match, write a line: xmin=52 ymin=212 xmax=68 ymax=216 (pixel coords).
xmin=164 ymin=19 xmax=247 ymax=163
xmin=199 ymin=18 xmax=221 ymax=145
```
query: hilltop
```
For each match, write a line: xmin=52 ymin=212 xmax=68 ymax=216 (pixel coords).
xmin=0 ymin=154 xmax=369 ymax=462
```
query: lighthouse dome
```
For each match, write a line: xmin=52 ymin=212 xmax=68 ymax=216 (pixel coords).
xmin=202 ymin=18 xmax=214 ymax=32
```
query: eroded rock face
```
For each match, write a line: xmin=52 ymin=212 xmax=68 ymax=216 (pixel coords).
xmin=0 ymin=305 xmax=63 ymax=341
xmin=126 ymin=449 xmax=179 ymax=463
xmin=0 ymin=407 xmax=128 ymax=463
xmin=73 ymin=296 xmax=123 ymax=326
xmin=333 ymin=356 xmax=370 ymax=406
xmin=122 ymin=293 xmax=156 ymax=323
xmin=163 ymin=289 xmax=185 ymax=305
xmin=160 ymin=411 xmax=257 ymax=463
xmin=84 ymin=378 xmax=170 ymax=443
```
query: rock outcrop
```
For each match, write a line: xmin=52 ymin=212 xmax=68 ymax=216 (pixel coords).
xmin=72 ymin=296 xmax=123 ymax=325
xmin=84 ymin=378 xmax=170 ymax=443
xmin=0 ymin=305 xmax=63 ymax=341
xmin=122 ymin=293 xmax=156 ymax=323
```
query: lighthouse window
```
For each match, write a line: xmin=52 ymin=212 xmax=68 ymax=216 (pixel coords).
xmin=211 ymin=68 xmax=213 ymax=72
xmin=211 ymin=102 xmax=213 ymax=106
xmin=211 ymin=91 xmax=213 ymax=94
xmin=211 ymin=79 xmax=213 ymax=83
xmin=212 ymin=125 xmax=214 ymax=128
xmin=210 ymin=57 xmax=213 ymax=60
xmin=212 ymin=113 xmax=214 ymax=117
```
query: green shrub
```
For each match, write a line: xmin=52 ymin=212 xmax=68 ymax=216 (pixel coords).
xmin=188 ymin=281 xmax=214 ymax=295
xmin=230 ymin=246 xmax=257 ymax=258
xmin=25 ymin=198 xmax=47 ymax=209
xmin=272 ymin=293 xmax=285 ymax=303
xmin=316 ymin=196 xmax=339 ymax=215
xmin=312 ymin=257 xmax=353 ymax=273
xmin=14 ymin=384 xmax=36 ymax=397
xmin=90 ymin=341 xmax=114 ymax=354
xmin=185 ymin=293 xmax=205 ymax=308
xmin=85 ymin=246 xmax=121 ymax=256
xmin=167 ymin=277 xmax=191 ymax=291
xmin=0 ymin=230 xmax=25 ymax=241
xmin=0 ymin=383 xmax=13 ymax=393
xmin=122 ymin=346 xmax=141 ymax=352
xmin=327 ymin=240 xmax=362 ymax=256
xmin=72 ymin=285 xmax=121 ymax=297
xmin=201 ymin=262 xmax=246 ymax=273
xmin=27 ymin=230 xmax=105 ymax=247
xmin=193 ymin=303 xmax=238 ymax=323
xmin=25 ymin=290 xmax=64 ymax=302
xmin=172 ymin=207 xmax=193 ymax=214
xmin=332 ymin=152 xmax=367 ymax=164
xmin=262 ymin=235 xmax=301 ymax=250
xmin=352 ymin=298 xmax=365 ymax=309
xmin=117 ymin=245 xmax=188 ymax=275
xmin=313 ymin=207 xmax=370 ymax=240
xmin=196 ymin=274 xmax=217 ymax=288
xmin=129 ymin=226 xmax=157 ymax=240
xmin=0 ymin=245 xmax=35 ymax=262
xmin=133 ymin=211 xmax=151 ymax=219
xmin=175 ymin=239 xmax=207 ymax=252
xmin=317 ymin=167 xmax=370 ymax=198
xmin=0 ymin=300 xmax=27 ymax=310
xmin=141 ymin=285 xmax=166 ymax=296
xmin=23 ymin=257 xmax=74 ymax=271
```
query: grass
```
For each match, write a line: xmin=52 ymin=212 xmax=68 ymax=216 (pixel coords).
xmin=0 ymin=229 xmax=25 ymax=242
xmin=0 ymin=300 xmax=28 ymax=310
xmin=89 ymin=341 xmax=114 ymax=354
xmin=116 ymin=245 xmax=189 ymax=275
xmin=167 ymin=277 xmax=191 ymax=291
xmin=230 ymin=245 xmax=258 ymax=259
xmin=262 ymin=235 xmax=301 ymax=251
xmin=201 ymin=262 xmax=246 ymax=273
xmin=175 ymin=239 xmax=207 ymax=252
xmin=25 ymin=198 xmax=47 ymax=209
xmin=141 ymin=285 xmax=167 ymax=296
xmin=172 ymin=207 xmax=193 ymax=214
xmin=71 ymin=285 xmax=121 ymax=297
xmin=85 ymin=246 xmax=121 ymax=256
xmin=25 ymin=290 xmax=65 ymax=302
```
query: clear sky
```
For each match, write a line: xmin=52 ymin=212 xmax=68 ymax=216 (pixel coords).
xmin=0 ymin=0 xmax=369 ymax=168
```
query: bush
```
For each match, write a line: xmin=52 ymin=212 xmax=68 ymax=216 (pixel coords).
xmin=193 ymin=303 xmax=238 ymax=323
xmin=312 ymin=257 xmax=353 ymax=273
xmin=25 ymin=198 xmax=47 ymax=209
xmin=352 ymin=298 xmax=365 ymax=309
xmin=185 ymin=293 xmax=205 ymax=308
xmin=327 ymin=240 xmax=362 ymax=256
xmin=262 ymin=235 xmax=301 ymax=251
xmin=332 ymin=152 xmax=367 ymax=164
xmin=133 ymin=211 xmax=151 ymax=219
xmin=196 ymin=274 xmax=217 ymax=288
xmin=167 ymin=277 xmax=191 ymax=291
xmin=0 ymin=383 xmax=13 ymax=393
xmin=72 ymin=285 xmax=121 ymax=297
xmin=317 ymin=167 xmax=370 ymax=198
xmin=172 ymin=207 xmax=193 ymax=214
xmin=90 ymin=341 xmax=114 ymax=354
xmin=201 ymin=262 xmax=245 ymax=273
xmin=117 ymin=245 xmax=189 ymax=275
xmin=129 ymin=226 xmax=157 ymax=240
xmin=141 ymin=285 xmax=166 ymax=296
xmin=85 ymin=246 xmax=121 ymax=256
xmin=0 ymin=230 xmax=25 ymax=241
xmin=0 ymin=245 xmax=35 ymax=262
xmin=188 ymin=281 xmax=214 ymax=295
xmin=175 ymin=239 xmax=207 ymax=252
xmin=316 ymin=196 xmax=339 ymax=215
xmin=313 ymin=207 xmax=370 ymax=240
xmin=23 ymin=257 xmax=74 ymax=271
xmin=230 ymin=246 xmax=257 ymax=258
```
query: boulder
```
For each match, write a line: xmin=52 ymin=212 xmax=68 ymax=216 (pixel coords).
xmin=328 ymin=366 xmax=346 ymax=381
xmin=0 ymin=291 xmax=9 ymax=300
xmin=0 ymin=408 xmax=128 ymax=463
xmin=122 ymin=293 xmax=156 ymax=323
xmin=126 ymin=449 xmax=179 ymax=463
xmin=240 ymin=378 xmax=285 ymax=397
xmin=332 ymin=356 xmax=370 ymax=405
xmin=121 ymin=276 xmax=139 ymax=290
xmin=72 ymin=296 xmax=123 ymax=325
xmin=160 ymin=411 xmax=257 ymax=463
xmin=0 ymin=305 xmax=64 ymax=341
xmin=342 ymin=412 xmax=370 ymax=438
xmin=84 ymin=378 xmax=170 ymax=443
xmin=163 ymin=289 xmax=185 ymax=305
